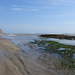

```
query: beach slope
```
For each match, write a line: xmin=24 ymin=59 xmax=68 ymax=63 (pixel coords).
xmin=0 ymin=38 xmax=58 ymax=75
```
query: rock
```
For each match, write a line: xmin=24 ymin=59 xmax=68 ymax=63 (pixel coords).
xmin=40 ymin=34 xmax=75 ymax=40
xmin=0 ymin=29 xmax=3 ymax=33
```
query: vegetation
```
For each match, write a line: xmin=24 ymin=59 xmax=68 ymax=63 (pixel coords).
xmin=31 ymin=40 xmax=75 ymax=70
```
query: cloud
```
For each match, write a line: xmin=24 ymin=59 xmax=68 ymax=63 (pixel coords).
xmin=29 ymin=9 xmax=38 ymax=11
xmin=11 ymin=7 xmax=38 ymax=12
xmin=50 ymin=0 xmax=75 ymax=5
xmin=10 ymin=5 xmax=19 ymax=7
xmin=10 ymin=4 xmax=39 ymax=12
xmin=11 ymin=5 xmax=55 ymax=11
xmin=12 ymin=8 xmax=23 ymax=11
xmin=61 ymin=0 xmax=75 ymax=3
xmin=29 ymin=0 xmax=75 ymax=6
xmin=34 ymin=6 xmax=55 ymax=9
xmin=9 ymin=0 xmax=75 ymax=13
xmin=41 ymin=13 xmax=75 ymax=18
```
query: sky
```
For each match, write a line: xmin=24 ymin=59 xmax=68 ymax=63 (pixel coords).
xmin=0 ymin=0 xmax=75 ymax=33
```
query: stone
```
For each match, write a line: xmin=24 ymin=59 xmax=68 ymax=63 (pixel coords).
xmin=0 ymin=29 xmax=3 ymax=33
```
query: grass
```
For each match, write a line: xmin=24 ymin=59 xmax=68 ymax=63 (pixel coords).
xmin=31 ymin=40 xmax=75 ymax=70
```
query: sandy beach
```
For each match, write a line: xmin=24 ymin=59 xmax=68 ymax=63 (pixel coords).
xmin=0 ymin=0 xmax=75 ymax=74
xmin=0 ymin=35 xmax=74 ymax=75
xmin=0 ymin=38 xmax=55 ymax=75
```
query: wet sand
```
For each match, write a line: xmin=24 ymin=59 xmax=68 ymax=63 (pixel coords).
xmin=0 ymin=37 xmax=70 ymax=75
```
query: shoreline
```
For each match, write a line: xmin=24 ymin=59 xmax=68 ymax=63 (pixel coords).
xmin=0 ymin=36 xmax=74 ymax=75
xmin=0 ymin=38 xmax=56 ymax=75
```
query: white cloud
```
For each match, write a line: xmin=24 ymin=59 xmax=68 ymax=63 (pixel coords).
xmin=41 ymin=13 xmax=75 ymax=18
xmin=61 ymin=0 xmax=75 ymax=3
xmin=11 ymin=7 xmax=39 ymax=12
xmin=29 ymin=9 xmax=38 ymax=11
xmin=12 ymin=8 xmax=23 ymax=11
xmin=35 ymin=6 xmax=55 ymax=9
xmin=10 ymin=4 xmax=39 ymax=12
xmin=29 ymin=0 xmax=75 ymax=5
xmin=10 ymin=5 xmax=19 ymax=7
xmin=50 ymin=0 xmax=75 ymax=5
xmin=9 ymin=0 xmax=75 ymax=12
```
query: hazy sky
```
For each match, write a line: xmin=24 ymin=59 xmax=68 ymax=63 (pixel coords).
xmin=0 ymin=0 xmax=75 ymax=33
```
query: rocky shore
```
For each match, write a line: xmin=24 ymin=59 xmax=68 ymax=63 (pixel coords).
xmin=0 ymin=35 xmax=74 ymax=75
xmin=40 ymin=34 xmax=75 ymax=40
xmin=0 ymin=38 xmax=58 ymax=75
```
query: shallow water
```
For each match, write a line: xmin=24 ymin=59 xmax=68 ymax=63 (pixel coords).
xmin=2 ymin=33 xmax=75 ymax=45
xmin=3 ymin=34 xmax=61 ymax=59
xmin=46 ymin=38 xmax=75 ymax=45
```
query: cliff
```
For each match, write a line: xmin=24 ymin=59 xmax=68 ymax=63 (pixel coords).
xmin=0 ymin=29 xmax=3 ymax=33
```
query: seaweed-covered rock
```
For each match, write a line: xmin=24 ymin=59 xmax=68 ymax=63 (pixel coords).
xmin=40 ymin=34 xmax=75 ymax=40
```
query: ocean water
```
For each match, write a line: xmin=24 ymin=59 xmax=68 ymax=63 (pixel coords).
xmin=47 ymin=38 xmax=75 ymax=45
xmin=2 ymin=34 xmax=75 ymax=45
xmin=3 ymin=34 xmax=39 ymax=45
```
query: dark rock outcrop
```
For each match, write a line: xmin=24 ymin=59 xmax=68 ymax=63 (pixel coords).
xmin=40 ymin=34 xmax=75 ymax=40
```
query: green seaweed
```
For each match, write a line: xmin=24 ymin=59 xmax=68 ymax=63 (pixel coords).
xmin=31 ymin=40 xmax=75 ymax=69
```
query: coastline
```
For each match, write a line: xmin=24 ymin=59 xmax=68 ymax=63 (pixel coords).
xmin=0 ymin=35 xmax=74 ymax=75
xmin=0 ymin=37 xmax=57 ymax=75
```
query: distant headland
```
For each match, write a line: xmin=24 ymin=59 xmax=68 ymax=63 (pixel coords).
xmin=0 ymin=29 xmax=3 ymax=33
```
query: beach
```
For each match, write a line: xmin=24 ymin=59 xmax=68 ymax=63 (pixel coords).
xmin=0 ymin=34 xmax=74 ymax=75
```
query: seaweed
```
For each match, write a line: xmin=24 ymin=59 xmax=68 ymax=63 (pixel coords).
xmin=31 ymin=40 xmax=75 ymax=69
